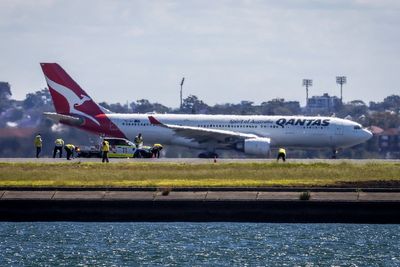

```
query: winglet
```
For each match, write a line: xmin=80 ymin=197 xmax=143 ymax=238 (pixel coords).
xmin=148 ymin=116 xmax=162 ymax=125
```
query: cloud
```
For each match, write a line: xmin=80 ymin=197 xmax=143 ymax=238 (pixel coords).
xmin=0 ymin=0 xmax=399 ymax=107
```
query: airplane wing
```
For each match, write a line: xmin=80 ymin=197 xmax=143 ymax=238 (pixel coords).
xmin=148 ymin=116 xmax=259 ymax=144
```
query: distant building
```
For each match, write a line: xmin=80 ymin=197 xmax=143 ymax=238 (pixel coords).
xmin=369 ymin=126 xmax=384 ymax=136
xmin=305 ymin=93 xmax=341 ymax=115
xmin=378 ymin=128 xmax=400 ymax=158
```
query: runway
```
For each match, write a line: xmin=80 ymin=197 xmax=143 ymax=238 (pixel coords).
xmin=1 ymin=157 xmax=399 ymax=164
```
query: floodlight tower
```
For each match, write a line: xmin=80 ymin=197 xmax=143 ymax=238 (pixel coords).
xmin=336 ymin=76 xmax=347 ymax=103
xmin=180 ymin=77 xmax=185 ymax=109
xmin=302 ymin=79 xmax=313 ymax=107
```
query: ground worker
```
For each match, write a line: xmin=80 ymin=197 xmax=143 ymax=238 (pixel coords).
xmin=53 ymin=138 xmax=64 ymax=158
xmin=277 ymin=148 xmax=286 ymax=162
xmin=151 ymin=144 xmax=163 ymax=158
xmin=102 ymin=140 xmax=110 ymax=163
xmin=64 ymin=144 xmax=75 ymax=160
xmin=34 ymin=133 xmax=42 ymax=158
xmin=134 ymin=133 xmax=143 ymax=148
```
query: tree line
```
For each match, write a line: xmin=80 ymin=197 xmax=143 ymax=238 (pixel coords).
xmin=0 ymin=82 xmax=399 ymax=158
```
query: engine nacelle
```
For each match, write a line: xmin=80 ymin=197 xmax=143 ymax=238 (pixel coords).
xmin=236 ymin=138 xmax=271 ymax=156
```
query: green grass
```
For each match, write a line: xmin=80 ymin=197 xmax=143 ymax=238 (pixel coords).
xmin=0 ymin=162 xmax=399 ymax=188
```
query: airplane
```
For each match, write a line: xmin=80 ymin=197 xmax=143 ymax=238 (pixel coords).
xmin=40 ymin=63 xmax=373 ymax=158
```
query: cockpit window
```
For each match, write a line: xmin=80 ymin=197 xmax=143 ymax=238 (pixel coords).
xmin=354 ymin=125 xmax=361 ymax=130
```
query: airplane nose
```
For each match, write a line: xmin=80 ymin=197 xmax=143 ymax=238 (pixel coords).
xmin=363 ymin=128 xmax=373 ymax=141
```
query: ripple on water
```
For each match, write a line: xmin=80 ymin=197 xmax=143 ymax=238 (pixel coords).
xmin=0 ymin=223 xmax=399 ymax=266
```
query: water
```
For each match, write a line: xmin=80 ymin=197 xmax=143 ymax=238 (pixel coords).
xmin=0 ymin=223 xmax=399 ymax=267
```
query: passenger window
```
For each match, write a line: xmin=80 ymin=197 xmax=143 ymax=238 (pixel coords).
xmin=354 ymin=126 xmax=361 ymax=130
xmin=117 ymin=140 xmax=124 ymax=145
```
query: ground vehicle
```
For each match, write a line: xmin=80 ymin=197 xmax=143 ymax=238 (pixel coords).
xmin=133 ymin=144 xmax=163 ymax=158
xmin=76 ymin=137 xmax=137 ymax=158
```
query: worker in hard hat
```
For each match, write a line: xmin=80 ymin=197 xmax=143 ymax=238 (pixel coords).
xmin=34 ymin=133 xmax=42 ymax=158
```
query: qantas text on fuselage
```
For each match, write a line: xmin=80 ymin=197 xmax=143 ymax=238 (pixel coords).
xmin=40 ymin=63 xmax=373 ymax=157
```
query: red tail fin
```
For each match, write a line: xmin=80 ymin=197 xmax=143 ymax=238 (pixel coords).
xmin=40 ymin=63 xmax=104 ymax=125
xmin=40 ymin=63 xmax=126 ymax=138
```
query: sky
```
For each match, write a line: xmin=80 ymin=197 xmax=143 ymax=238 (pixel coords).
xmin=1 ymin=0 xmax=399 ymax=108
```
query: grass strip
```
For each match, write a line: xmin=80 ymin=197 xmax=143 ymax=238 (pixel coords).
xmin=0 ymin=162 xmax=399 ymax=188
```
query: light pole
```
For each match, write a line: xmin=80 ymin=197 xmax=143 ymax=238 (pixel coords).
xmin=302 ymin=79 xmax=313 ymax=107
xmin=336 ymin=76 xmax=347 ymax=103
xmin=180 ymin=77 xmax=185 ymax=109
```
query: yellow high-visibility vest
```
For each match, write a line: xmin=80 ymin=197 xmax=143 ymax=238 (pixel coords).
xmin=102 ymin=141 xmax=110 ymax=152
xmin=55 ymin=138 xmax=64 ymax=146
xmin=278 ymin=148 xmax=286 ymax=155
xmin=34 ymin=135 xmax=42 ymax=147
xmin=134 ymin=136 xmax=143 ymax=146
xmin=65 ymin=144 xmax=75 ymax=150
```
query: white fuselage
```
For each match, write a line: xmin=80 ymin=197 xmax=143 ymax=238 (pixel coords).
xmin=105 ymin=114 xmax=372 ymax=151
xmin=40 ymin=63 xmax=373 ymax=156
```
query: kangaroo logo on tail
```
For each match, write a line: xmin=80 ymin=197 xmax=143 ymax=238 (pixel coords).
xmin=41 ymin=63 xmax=127 ymax=139
xmin=44 ymin=76 xmax=100 ymax=125
xmin=41 ymin=63 xmax=102 ymax=126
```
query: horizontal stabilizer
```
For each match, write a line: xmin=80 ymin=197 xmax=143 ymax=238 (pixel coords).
xmin=43 ymin=112 xmax=83 ymax=125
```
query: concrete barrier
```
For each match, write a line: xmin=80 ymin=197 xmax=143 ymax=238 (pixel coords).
xmin=0 ymin=190 xmax=399 ymax=223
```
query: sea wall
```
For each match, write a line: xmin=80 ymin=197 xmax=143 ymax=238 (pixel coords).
xmin=1 ymin=189 xmax=399 ymax=223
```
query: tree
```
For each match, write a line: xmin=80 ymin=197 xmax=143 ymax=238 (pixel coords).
xmin=131 ymin=99 xmax=171 ymax=113
xmin=0 ymin=82 xmax=12 ymax=112
xmin=23 ymin=89 xmax=52 ymax=109
xmin=181 ymin=95 xmax=209 ymax=114
xmin=369 ymin=94 xmax=400 ymax=112
xmin=0 ymin=82 xmax=11 ymax=98
xmin=209 ymin=103 xmax=239 ymax=115
xmin=98 ymin=101 xmax=112 ymax=111
xmin=134 ymin=99 xmax=154 ymax=113
xmin=366 ymin=112 xmax=400 ymax=129
xmin=150 ymin=103 xmax=171 ymax=114
xmin=102 ymin=102 xmax=128 ymax=113
xmin=383 ymin=95 xmax=400 ymax=110
xmin=7 ymin=108 xmax=23 ymax=121
xmin=338 ymin=100 xmax=368 ymax=119
xmin=260 ymin=98 xmax=299 ymax=115
xmin=238 ymin=101 xmax=256 ymax=115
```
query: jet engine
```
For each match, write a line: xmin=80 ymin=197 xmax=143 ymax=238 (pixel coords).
xmin=236 ymin=137 xmax=271 ymax=156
